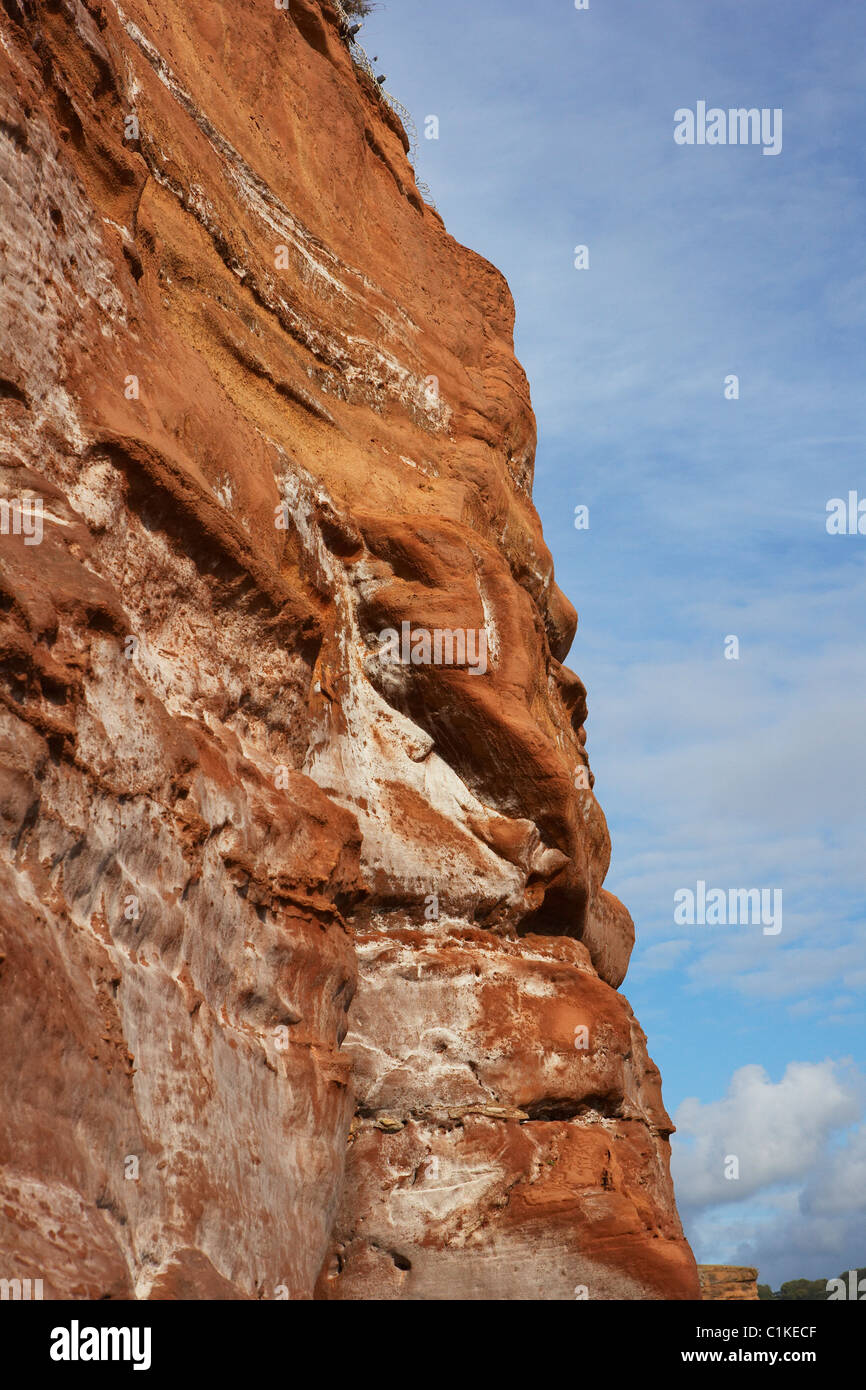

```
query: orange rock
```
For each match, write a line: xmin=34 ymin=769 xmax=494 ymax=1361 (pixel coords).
xmin=699 ymin=1266 xmax=760 ymax=1301
xmin=0 ymin=0 xmax=698 ymax=1299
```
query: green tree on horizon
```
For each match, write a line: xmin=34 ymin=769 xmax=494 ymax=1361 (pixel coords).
xmin=758 ymin=1266 xmax=866 ymax=1300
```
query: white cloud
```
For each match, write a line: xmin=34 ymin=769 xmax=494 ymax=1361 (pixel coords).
xmin=672 ymin=1061 xmax=866 ymax=1287
xmin=672 ymin=1060 xmax=862 ymax=1205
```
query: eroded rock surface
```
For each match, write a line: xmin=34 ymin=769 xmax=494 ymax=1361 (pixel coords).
xmin=699 ymin=1266 xmax=760 ymax=1301
xmin=0 ymin=0 xmax=699 ymax=1299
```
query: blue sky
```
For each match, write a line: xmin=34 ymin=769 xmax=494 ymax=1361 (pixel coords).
xmin=358 ymin=0 xmax=866 ymax=1287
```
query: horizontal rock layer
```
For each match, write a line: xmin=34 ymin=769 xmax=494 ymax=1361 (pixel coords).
xmin=0 ymin=0 xmax=698 ymax=1299
xmin=699 ymin=1266 xmax=760 ymax=1301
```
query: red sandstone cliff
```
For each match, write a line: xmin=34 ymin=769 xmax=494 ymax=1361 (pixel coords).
xmin=0 ymin=0 xmax=699 ymax=1299
xmin=699 ymin=1266 xmax=760 ymax=1301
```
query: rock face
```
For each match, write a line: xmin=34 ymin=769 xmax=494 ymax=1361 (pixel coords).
xmin=699 ymin=1267 xmax=760 ymax=1301
xmin=0 ymin=0 xmax=699 ymax=1299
